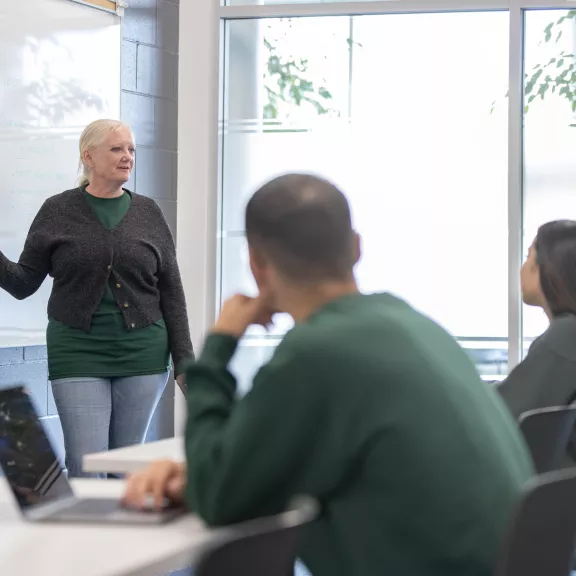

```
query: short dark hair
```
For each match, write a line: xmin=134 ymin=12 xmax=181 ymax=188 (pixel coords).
xmin=535 ymin=220 xmax=576 ymax=316
xmin=245 ymin=173 xmax=355 ymax=282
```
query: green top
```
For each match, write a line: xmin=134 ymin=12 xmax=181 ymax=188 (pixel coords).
xmin=184 ymin=293 xmax=533 ymax=576
xmin=47 ymin=189 xmax=170 ymax=380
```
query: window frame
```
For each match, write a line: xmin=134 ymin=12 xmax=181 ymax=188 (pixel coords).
xmin=178 ymin=0 xmax=576 ymax=429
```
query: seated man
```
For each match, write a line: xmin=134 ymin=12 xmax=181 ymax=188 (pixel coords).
xmin=123 ymin=174 xmax=533 ymax=576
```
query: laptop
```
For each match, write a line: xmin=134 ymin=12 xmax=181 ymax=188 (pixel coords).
xmin=0 ymin=385 xmax=185 ymax=524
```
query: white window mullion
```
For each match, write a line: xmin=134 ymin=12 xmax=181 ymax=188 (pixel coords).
xmin=507 ymin=0 xmax=524 ymax=372
xmin=177 ymin=0 xmax=221 ymax=433
xmin=221 ymin=0 xmax=576 ymax=19
xmin=518 ymin=0 xmax=576 ymax=7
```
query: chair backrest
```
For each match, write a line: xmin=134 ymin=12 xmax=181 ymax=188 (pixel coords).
xmin=518 ymin=406 xmax=576 ymax=473
xmin=494 ymin=468 xmax=576 ymax=576
xmin=195 ymin=496 xmax=319 ymax=576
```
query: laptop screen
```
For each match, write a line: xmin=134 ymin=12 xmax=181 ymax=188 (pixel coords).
xmin=0 ymin=386 xmax=73 ymax=511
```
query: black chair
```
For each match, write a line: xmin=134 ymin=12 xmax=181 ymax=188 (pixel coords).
xmin=194 ymin=496 xmax=318 ymax=576
xmin=518 ymin=406 xmax=576 ymax=474
xmin=494 ymin=468 xmax=576 ymax=576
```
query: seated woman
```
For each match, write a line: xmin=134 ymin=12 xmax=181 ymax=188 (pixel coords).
xmin=499 ymin=220 xmax=576 ymax=430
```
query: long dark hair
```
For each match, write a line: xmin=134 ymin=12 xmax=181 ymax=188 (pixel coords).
xmin=535 ymin=220 xmax=576 ymax=316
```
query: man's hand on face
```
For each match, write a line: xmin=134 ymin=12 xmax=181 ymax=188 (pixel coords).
xmin=212 ymin=294 xmax=276 ymax=339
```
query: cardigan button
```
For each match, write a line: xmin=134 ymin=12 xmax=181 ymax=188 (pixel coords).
xmin=131 ymin=323 xmax=136 ymax=329
xmin=116 ymin=284 xmax=121 ymax=289
xmin=123 ymin=303 xmax=129 ymax=308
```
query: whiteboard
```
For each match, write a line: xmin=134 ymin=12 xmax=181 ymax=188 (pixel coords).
xmin=0 ymin=0 xmax=120 ymax=347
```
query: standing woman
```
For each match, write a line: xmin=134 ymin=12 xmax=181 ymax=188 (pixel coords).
xmin=0 ymin=119 xmax=194 ymax=477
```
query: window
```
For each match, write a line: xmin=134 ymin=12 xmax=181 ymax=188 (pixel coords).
xmin=220 ymin=12 xmax=510 ymax=383
xmin=523 ymin=9 xmax=576 ymax=349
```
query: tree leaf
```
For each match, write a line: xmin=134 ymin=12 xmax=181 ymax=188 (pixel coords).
xmin=263 ymin=103 xmax=278 ymax=120
xmin=267 ymin=55 xmax=281 ymax=75
xmin=288 ymin=85 xmax=302 ymax=105
xmin=537 ymin=82 xmax=549 ymax=100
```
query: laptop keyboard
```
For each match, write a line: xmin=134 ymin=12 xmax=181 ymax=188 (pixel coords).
xmin=45 ymin=496 xmax=184 ymax=524
xmin=63 ymin=498 xmax=121 ymax=515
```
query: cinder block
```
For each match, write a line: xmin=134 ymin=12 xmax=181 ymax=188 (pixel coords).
xmin=154 ymin=97 xmax=178 ymax=151
xmin=0 ymin=347 xmax=24 ymax=365
xmin=122 ymin=91 xmax=155 ymax=147
xmin=137 ymin=45 xmax=177 ymax=100
xmin=123 ymin=0 xmax=157 ymax=45
xmin=122 ymin=40 xmax=137 ymax=92
xmin=24 ymin=346 xmax=47 ymax=362
xmin=135 ymin=147 xmax=177 ymax=200
xmin=157 ymin=0 xmax=179 ymax=53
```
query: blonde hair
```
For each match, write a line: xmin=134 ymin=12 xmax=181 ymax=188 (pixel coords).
xmin=77 ymin=119 xmax=130 ymax=186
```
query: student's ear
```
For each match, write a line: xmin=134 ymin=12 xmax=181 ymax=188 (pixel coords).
xmin=352 ymin=232 xmax=362 ymax=266
xmin=249 ymin=244 xmax=267 ymax=287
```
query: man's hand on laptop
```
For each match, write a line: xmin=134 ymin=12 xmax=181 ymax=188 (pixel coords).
xmin=122 ymin=460 xmax=186 ymax=511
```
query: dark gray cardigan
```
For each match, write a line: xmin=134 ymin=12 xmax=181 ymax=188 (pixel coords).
xmin=498 ymin=314 xmax=576 ymax=417
xmin=0 ymin=187 xmax=194 ymax=373
xmin=498 ymin=314 xmax=576 ymax=462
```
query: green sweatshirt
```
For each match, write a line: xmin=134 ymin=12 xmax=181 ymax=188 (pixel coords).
xmin=184 ymin=293 xmax=533 ymax=576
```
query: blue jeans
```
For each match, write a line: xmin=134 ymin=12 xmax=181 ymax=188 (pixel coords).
xmin=50 ymin=373 xmax=169 ymax=478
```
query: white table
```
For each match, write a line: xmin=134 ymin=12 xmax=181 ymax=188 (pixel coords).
xmin=84 ymin=437 xmax=184 ymax=475
xmin=0 ymin=478 xmax=225 ymax=576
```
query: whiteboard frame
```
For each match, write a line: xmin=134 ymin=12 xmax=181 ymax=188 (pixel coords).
xmin=67 ymin=0 xmax=125 ymax=16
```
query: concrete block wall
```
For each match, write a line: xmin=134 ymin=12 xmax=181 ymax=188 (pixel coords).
xmin=0 ymin=0 xmax=180 ymax=461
